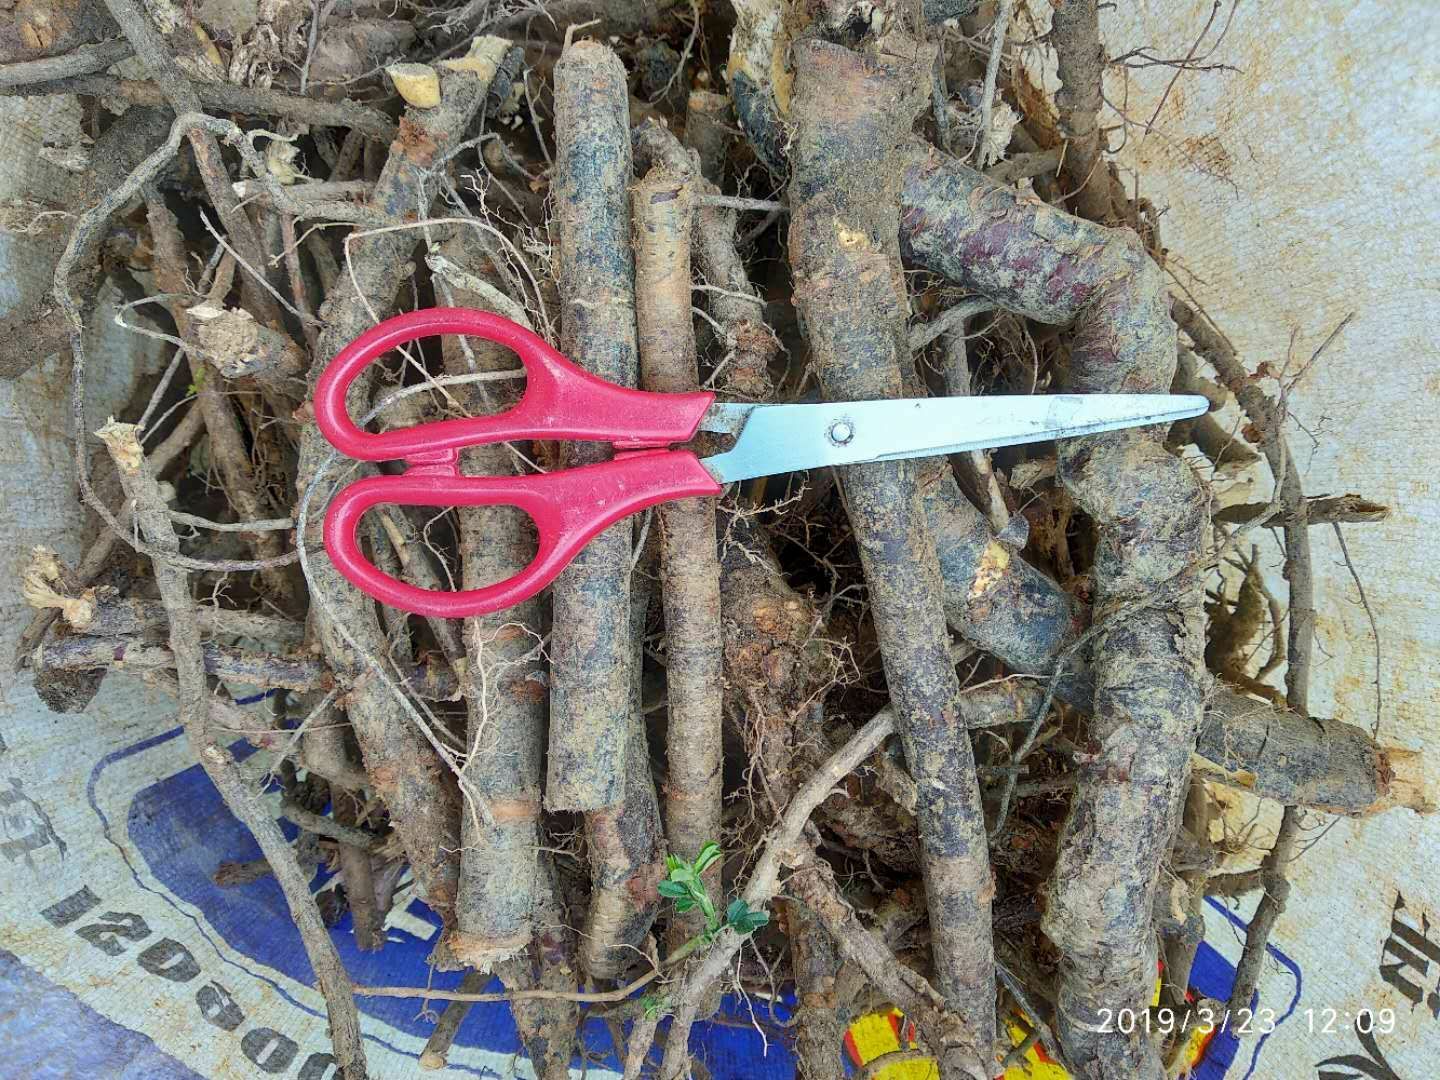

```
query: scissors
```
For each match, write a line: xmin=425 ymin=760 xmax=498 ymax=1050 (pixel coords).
xmin=315 ymin=308 xmax=1207 ymax=619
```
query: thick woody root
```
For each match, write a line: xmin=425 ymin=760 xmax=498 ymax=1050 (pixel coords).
xmin=1 ymin=72 xmax=396 ymax=139
xmin=720 ymin=526 xmax=922 ymax=1071
xmin=188 ymin=304 xmax=307 ymax=387
xmin=900 ymin=135 xmax=1208 ymax=1077
xmin=32 ymin=635 xmax=333 ymax=690
xmin=718 ymin=11 xmax=1416 ymax=817
xmin=1047 ymin=435 xmax=1206 ymax=1078
xmin=582 ymin=543 xmax=666 ymax=982
xmin=495 ymin=859 xmax=581 ymax=1080
xmin=788 ymin=898 xmax=848 ymax=1080
xmin=0 ymin=1 xmax=120 ymax=65
xmin=719 ymin=518 xmax=854 ymax=1065
xmin=682 ymin=90 xmax=733 ymax=181
xmin=1047 ymin=227 xmax=1205 ymax=1076
xmin=719 ymin=505 xmax=839 ymax=806
xmin=457 ymin=0 xmax=675 ymax=40
xmin=426 ymin=234 xmax=577 ymax=1075
xmin=419 ymin=767 xmax=578 ymax=1076
xmin=334 ymin=792 xmax=383 ymax=951
xmin=922 ymin=463 xmax=1085 ymax=689
xmin=1168 ymin=348 xmax=1260 ymax=475
xmin=436 ymin=239 xmax=547 ymax=973
xmin=1050 ymin=0 xmax=1113 ymax=221
xmin=546 ymin=38 xmax=666 ymax=983
xmin=634 ymin=166 xmax=725 ymax=945
xmin=546 ymin=40 xmax=638 ymax=813
xmin=590 ymin=538 xmax=668 ymax=984
xmin=294 ymin=53 xmax=511 ymax=942
xmin=788 ymin=37 xmax=996 ymax=1067
xmin=918 ymin=462 xmax=1413 ymax=813
xmin=1160 ymin=778 xmax=1212 ymax=1019
xmin=580 ymin=703 xmax=667 ymax=979
xmin=300 ymin=692 xmax=370 ymax=793
xmin=632 ymin=117 xmax=781 ymax=398
xmin=1197 ymin=688 xmax=1429 ymax=815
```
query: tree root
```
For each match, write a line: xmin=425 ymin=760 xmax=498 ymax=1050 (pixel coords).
xmin=294 ymin=52 xmax=512 ymax=945
xmin=788 ymin=36 xmax=996 ymax=1061
xmin=634 ymin=164 xmax=725 ymax=947
xmin=546 ymin=39 xmax=639 ymax=813
xmin=434 ymin=232 xmax=549 ymax=974
xmin=15 ymin=9 xmax=1419 ymax=1079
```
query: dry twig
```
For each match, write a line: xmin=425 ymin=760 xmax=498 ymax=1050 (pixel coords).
xmin=96 ymin=421 xmax=367 ymax=1079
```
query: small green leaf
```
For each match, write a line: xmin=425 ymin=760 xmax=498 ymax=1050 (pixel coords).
xmin=665 ymin=853 xmax=684 ymax=874
xmin=657 ymin=880 xmax=689 ymax=900
xmin=693 ymin=842 xmax=723 ymax=875
xmin=731 ymin=906 xmax=770 ymax=936
xmin=725 ymin=898 xmax=748 ymax=925
xmin=672 ymin=896 xmax=697 ymax=914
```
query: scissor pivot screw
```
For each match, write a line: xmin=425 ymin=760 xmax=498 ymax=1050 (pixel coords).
xmin=828 ymin=419 xmax=855 ymax=446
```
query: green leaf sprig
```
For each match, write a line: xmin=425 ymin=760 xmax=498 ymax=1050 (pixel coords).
xmin=658 ymin=842 xmax=770 ymax=944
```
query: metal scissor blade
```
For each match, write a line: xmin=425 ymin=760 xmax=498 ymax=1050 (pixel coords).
xmin=699 ymin=393 xmax=1209 ymax=485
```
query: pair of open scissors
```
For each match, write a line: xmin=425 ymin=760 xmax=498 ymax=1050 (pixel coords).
xmin=315 ymin=308 xmax=1207 ymax=619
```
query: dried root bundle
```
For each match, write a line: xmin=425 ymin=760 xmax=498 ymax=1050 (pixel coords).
xmin=6 ymin=1 xmax=1420 ymax=1078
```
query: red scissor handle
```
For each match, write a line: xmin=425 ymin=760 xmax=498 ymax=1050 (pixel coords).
xmin=324 ymin=451 xmax=721 ymax=618
xmin=314 ymin=308 xmax=722 ymax=618
xmin=314 ymin=307 xmax=714 ymax=462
